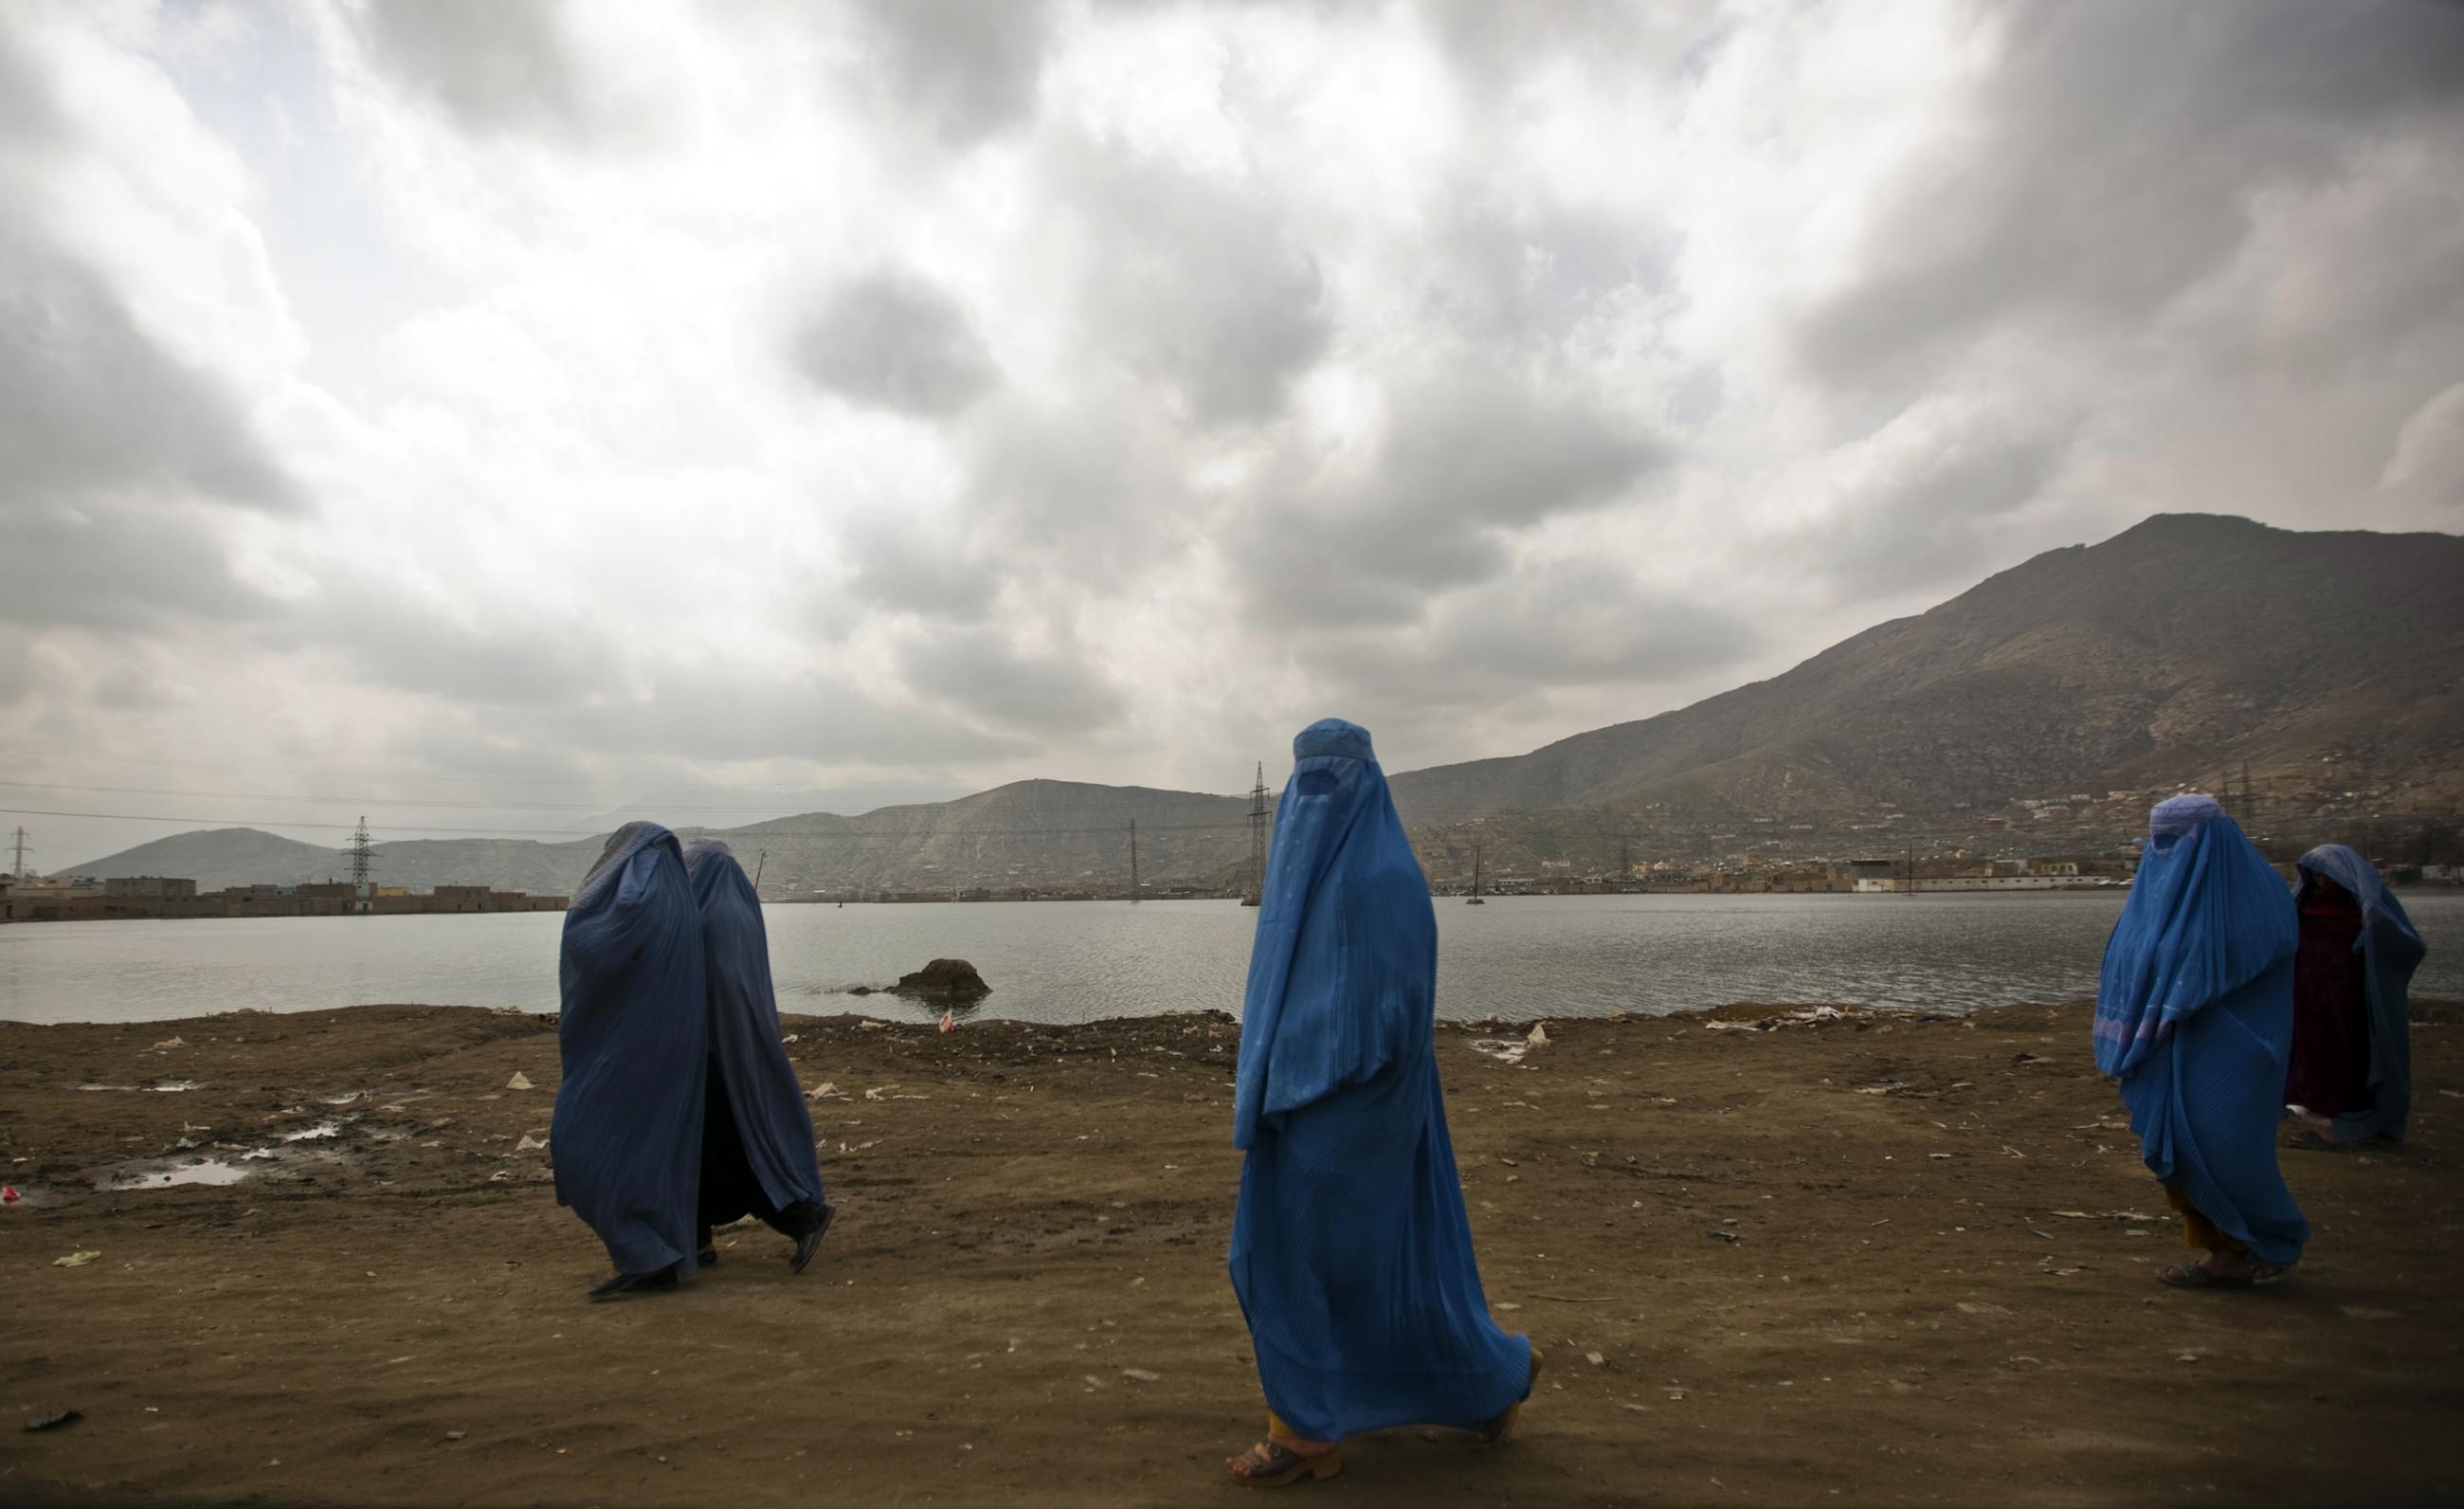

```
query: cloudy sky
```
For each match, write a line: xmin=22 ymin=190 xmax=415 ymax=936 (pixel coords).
xmin=4 ymin=0 xmax=2460 ymax=866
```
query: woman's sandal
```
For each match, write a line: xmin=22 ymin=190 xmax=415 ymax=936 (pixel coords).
xmin=1227 ymin=1440 xmax=1342 ymax=1488
xmin=1477 ymin=1344 xmax=1546 ymax=1445
xmin=2161 ymin=1260 xmax=2289 ymax=1289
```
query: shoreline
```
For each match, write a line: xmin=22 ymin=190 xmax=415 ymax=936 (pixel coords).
xmin=3 ymin=999 xmax=2457 ymax=1506
xmin=0 ymin=995 xmax=2097 ymax=1034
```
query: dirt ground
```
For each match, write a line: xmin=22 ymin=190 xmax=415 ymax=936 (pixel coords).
xmin=2 ymin=999 xmax=2458 ymax=1509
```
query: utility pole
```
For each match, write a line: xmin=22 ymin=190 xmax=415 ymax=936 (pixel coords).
xmin=1620 ymin=835 xmax=1631 ymax=888
xmin=8 ymin=826 xmax=28 ymax=880
xmin=1129 ymin=817 xmax=1140 ymax=903
xmin=1245 ymin=762 xmax=1269 ymax=903
xmin=1469 ymin=842 xmax=1485 ymax=903
xmin=2242 ymin=759 xmax=2256 ymax=824
xmin=753 ymin=848 xmax=768 ymax=889
xmin=1905 ymin=840 xmax=1916 ymax=898
xmin=344 ymin=816 xmax=375 ymax=892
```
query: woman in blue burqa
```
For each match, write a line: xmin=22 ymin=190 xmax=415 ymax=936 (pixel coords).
xmin=683 ymin=838 xmax=835 ymax=1272
xmin=552 ymin=822 xmax=709 ymax=1301
xmin=2284 ymin=844 xmax=2424 ymax=1147
xmin=2093 ymin=794 xmax=2309 ymax=1288
xmin=1224 ymin=719 xmax=1536 ymax=1488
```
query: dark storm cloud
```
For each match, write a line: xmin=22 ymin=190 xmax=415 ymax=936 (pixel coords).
xmin=359 ymin=0 xmax=590 ymax=137
xmin=1421 ymin=192 xmax=1676 ymax=349
xmin=0 ymin=627 xmax=30 ymax=706
xmin=849 ymin=0 xmax=1056 ymax=147
xmin=898 ymin=626 xmax=1126 ymax=735
xmin=1417 ymin=0 xmax=1720 ymax=98
xmin=790 ymin=268 xmax=999 ymax=418
xmin=1799 ymin=0 xmax=2464 ymax=391
xmin=1234 ymin=373 xmax=1667 ymax=627
xmin=0 ymin=16 xmax=63 ymax=146
xmin=0 ymin=242 xmax=300 ymax=517
xmin=1437 ymin=566 xmax=1762 ymax=690
xmin=556 ymin=667 xmax=1029 ymax=766
xmin=1312 ymin=559 xmax=1761 ymax=710
xmin=947 ymin=390 xmax=1195 ymax=589
xmin=1785 ymin=416 xmax=2074 ymax=600
xmin=0 ymin=502 xmax=280 ymax=630
xmin=0 ymin=225 xmax=300 ymax=637
xmin=838 ymin=512 xmax=1004 ymax=622
xmin=1056 ymin=139 xmax=1331 ymax=427
xmin=261 ymin=578 xmax=620 ymax=708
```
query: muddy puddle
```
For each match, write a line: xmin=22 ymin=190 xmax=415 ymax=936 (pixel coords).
xmin=99 ymin=1118 xmax=356 ymax=1191
xmin=75 ymin=1081 xmax=203 ymax=1093
xmin=106 ymin=1158 xmax=254 ymax=1191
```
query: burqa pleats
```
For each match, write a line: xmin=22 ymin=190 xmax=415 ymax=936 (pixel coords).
xmin=552 ymin=823 xmax=708 ymax=1277
xmin=1229 ymin=718 xmax=1530 ymax=1443
xmin=684 ymin=839 xmax=826 ymax=1228
xmin=2093 ymin=795 xmax=2308 ymax=1267
xmin=2291 ymin=845 xmax=2425 ymax=1144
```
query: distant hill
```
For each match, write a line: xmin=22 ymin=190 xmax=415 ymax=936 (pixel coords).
xmin=1387 ymin=514 xmax=2464 ymax=829
xmin=713 ymin=780 xmax=1255 ymax=896
xmin=69 ymin=780 xmax=1260 ymax=899
xmin=63 ymin=827 xmax=352 ymax=892
xmin=69 ymin=515 xmax=2463 ymax=896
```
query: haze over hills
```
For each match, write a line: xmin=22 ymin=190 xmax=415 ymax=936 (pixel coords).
xmin=66 ymin=515 xmax=2464 ymax=895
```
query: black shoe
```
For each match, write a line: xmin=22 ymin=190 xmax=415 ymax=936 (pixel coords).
xmin=587 ymin=1265 xmax=679 ymax=1302
xmin=791 ymin=1203 xmax=836 ymax=1274
xmin=695 ymin=1225 xmax=717 ymax=1266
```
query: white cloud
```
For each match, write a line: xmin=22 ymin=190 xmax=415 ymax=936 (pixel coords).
xmin=3 ymin=0 xmax=2459 ymax=866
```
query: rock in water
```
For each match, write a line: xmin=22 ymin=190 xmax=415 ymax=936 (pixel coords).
xmin=892 ymin=958 xmax=990 ymax=998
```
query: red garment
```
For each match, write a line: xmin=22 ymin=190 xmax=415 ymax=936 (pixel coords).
xmin=2285 ymin=882 xmax=2370 ymax=1118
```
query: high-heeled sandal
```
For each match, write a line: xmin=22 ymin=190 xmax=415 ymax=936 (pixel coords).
xmin=1227 ymin=1439 xmax=1343 ymax=1487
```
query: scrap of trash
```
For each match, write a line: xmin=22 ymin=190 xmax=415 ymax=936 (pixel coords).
xmin=1703 ymin=1006 xmax=1854 ymax=1032
xmin=1469 ymin=1023 xmax=1551 ymax=1064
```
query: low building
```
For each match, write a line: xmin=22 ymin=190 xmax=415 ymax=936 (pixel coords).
xmin=104 ymin=876 xmax=199 ymax=899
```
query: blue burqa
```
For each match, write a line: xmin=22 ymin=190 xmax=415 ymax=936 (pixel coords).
xmin=2093 ymin=795 xmax=2308 ymax=1266
xmin=684 ymin=839 xmax=826 ymax=1224
xmin=552 ymin=822 xmax=708 ymax=1278
xmin=2297 ymin=844 xmax=2424 ymax=1145
xmin=1229 ymin=718 xmax=1530 ymax=1442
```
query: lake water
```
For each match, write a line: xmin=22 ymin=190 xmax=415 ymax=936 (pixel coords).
xmin=4 ymin=892 xmax=2459 ymax=1027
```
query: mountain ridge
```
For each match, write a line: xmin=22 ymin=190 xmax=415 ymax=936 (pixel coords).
xmin=1385 ymin=513 xmax=2464 ymax=826
xmin=65 ymin=514 xmax=2464 ymax=893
